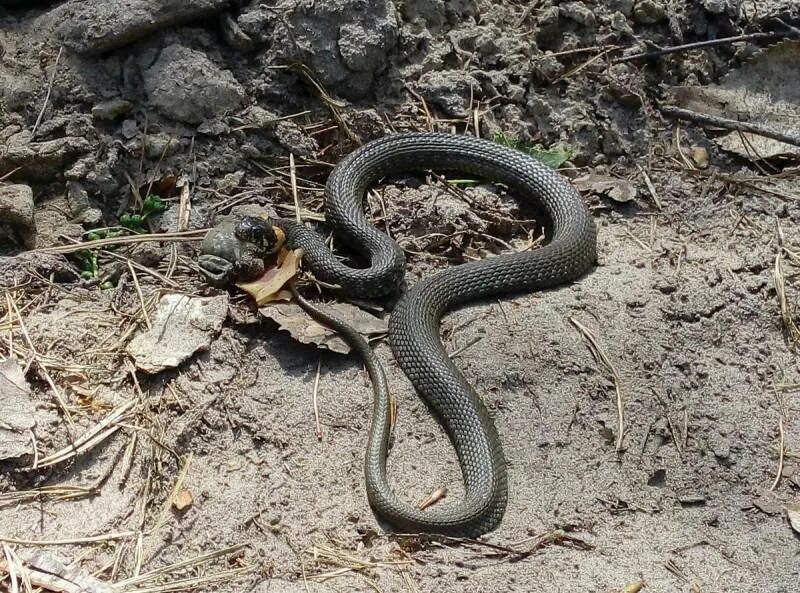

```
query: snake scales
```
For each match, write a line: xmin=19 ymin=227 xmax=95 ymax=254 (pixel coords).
xmin=207 ymin=133 xmax=597 ymax=536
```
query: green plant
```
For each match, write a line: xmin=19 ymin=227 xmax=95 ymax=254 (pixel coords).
xmin=120 ymin=194 xmax=167 ymax=232
xmin=493 ymin=132 xmax=572 ymax=169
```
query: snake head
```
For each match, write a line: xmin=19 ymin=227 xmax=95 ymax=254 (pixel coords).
xmin=234 ymin=215 xmax=285 ymax=256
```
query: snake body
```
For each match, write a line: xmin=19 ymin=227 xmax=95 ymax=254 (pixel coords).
xmin=277 ymin=133 xmax=596 ymax=536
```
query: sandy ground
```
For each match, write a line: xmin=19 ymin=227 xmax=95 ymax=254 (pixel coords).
xmin=1 ymin=1 xmax=799 ymax=592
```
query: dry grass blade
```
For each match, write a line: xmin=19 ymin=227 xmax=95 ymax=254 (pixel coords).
xmin=313 ymin=359 xmax=323 ymax=441
xmin=113 ymin=567 xmax=251 ymax=593
xmin=6 ymin=292 xmax=74 ymax=431
xmin=2 ymin=543 xmax=21 ymax=593
xmin=774 ymin=253 xmax=800 ymax=344
xmin=25 ymin=399 xmax=137 ymax=469
xmin=30 ymin=46 xmax=63 ymax=139
xmin=112 ymin=544 xmax=247 ymax=589
xmin=148 ymin=453 xmax=193 ymax=536
xmin=0 ymin=532 xmax=135 ymax=546
xmin=771 ymin=416 xmax=786 ymax=491
xmin=34 ymin=229 xmax=208 ymax=255
xmin=570 ymin=317 xmax=625 ymax=452
xmin=0 ymin=484 xmax=95 ymax=506
xmin=308 ymin=542 xmax=412 ymax=581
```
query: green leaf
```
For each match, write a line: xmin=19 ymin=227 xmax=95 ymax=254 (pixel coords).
xmin=493 ymin=132 xmax=571 ymax=169
xmin=142 ymin=194 xmax=166 ymax=217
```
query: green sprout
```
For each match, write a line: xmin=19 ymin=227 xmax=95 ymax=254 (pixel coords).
xmin=120 ymin=194 xmax=167 ymax=233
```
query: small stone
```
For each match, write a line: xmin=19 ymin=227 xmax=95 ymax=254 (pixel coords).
xmin=654 ymin=280 xmax=676 ymax=294
xmin=708 ymin=432 xmax=731 ymax=459
xmin=121 ymin=119 xmax=139 ymax=139
xmin=91 ymin=98 xmax=133 ymax=121
xmin=609 ymin=11 xmax=634 ymax=37
xmin=633 ymin=0 xmax=668 ymax=24
xmin=143 ymin=44 xmax=246 ymax=125
xmin=143 ymin=134 xmax=180 ymax=159
xmin=691 ymin=146 xmax=710 ymax=168
xmin=173 ymin=489 xmax=193 ymax=511
xmin=0 ymin=183 xmax=35 ymax=249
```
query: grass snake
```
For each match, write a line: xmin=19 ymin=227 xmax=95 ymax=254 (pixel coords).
xmin=201 ymin=132 xmax=597 ymax=536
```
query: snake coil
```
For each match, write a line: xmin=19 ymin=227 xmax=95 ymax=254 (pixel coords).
xmin=280 ymin=133 xmax=596 ymax=536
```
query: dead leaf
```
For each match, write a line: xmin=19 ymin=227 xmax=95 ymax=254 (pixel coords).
xmin=788 ymin=504 xmax=800 ymax=534
xmin=126 ymin=294 xmax=229 ymax=373
xmin=574 ymin=173 xmax=637 ymax=203
xmin=238 ymin=249 xmax=301 ymax=305
xmin=173 ymin=489 xmax=193 ymax=511
xmin=260 ymin=301 xmax=388 ymax=354
xmin=668 ymin=40 xmax=800 ymax=160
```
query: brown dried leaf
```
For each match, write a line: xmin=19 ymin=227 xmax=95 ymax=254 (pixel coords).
xmin=574 ymin=173 xmax=637 ymax=203
xmin=260 ymin=301 xmax=388 ymax=354
xmin=237 ymin=249 xmax=301 ymax=305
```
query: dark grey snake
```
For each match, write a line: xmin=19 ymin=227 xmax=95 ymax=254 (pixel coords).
xmin=202 ymin=133 xmax=597 ymax=536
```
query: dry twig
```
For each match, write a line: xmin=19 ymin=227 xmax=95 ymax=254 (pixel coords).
xmin=662 ymin=106 xmax=800 ymax=149
xmin=570 ymin=317 xmax=625 ymax=452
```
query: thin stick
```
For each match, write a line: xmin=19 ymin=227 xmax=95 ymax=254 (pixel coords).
xmin=0 ymin=167 xmax=21 ymax=181
xmin=662 ymin=105 xmax=800 ymax=149
xmin=290 ymin=152 xmax=302 ymax=223
xmin=3 ymin=544 xmax=20 ymax=593
xmin=7 ymin=295 xmax=74 ymax=430
xmin=770 ymin=416 xmax=786 ymax=491
xmin=149 ymin=452 xmax=194 ymax=537
xmin=113 ymin=544 xmax=247 ymax=588
xmin=613 ymin=31 xmax=797 ymax=64
xmin=570 ymin=317 xmax=625 ymax=452
xmin=0 ymin=531 xmax=135 ymax=546
xmin=449 ymin=335 xmax=483 ymax=358
xmin=25 ymin=399 xmax=136 ymax=469
xmin=34 ymin=229 xmax=208 ymax=254
xmin=127 ymin=261 xmax=151 ymax=330
xmin=30 ymin=46 xmax=63 ymax=139
xmin=313 ymin=359 xmax=323 ymax=441
xmin=635 ymin=163 xmax=662 ymax=210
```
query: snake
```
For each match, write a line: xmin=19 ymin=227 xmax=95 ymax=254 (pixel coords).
xmin=199 ymin=133 xmax=597 ymax=537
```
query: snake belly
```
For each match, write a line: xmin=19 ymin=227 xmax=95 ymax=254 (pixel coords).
xmin=278 ymin=133 xmax=597 ymax=537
